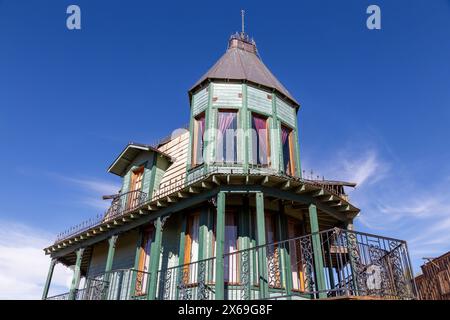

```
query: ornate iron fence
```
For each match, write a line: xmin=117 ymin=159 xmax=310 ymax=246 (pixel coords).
xmin=47 ymin=229 xmax=415 ymax=300
xmin=55 ymin=190 xmax=147 ymax=242
xmin=153 ymin=228 xmax=415 ymax=300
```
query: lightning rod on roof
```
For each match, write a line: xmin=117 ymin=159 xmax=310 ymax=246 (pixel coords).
xmin=241 ymin=9 xmax=245 ymax=37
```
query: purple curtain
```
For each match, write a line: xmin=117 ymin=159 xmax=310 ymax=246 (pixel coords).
xmin=217 ymin=111 xmax=237 ymax=163
xmin=218 ymin=112 xmax=236 ymax=134
xmin=281 ymin=126 xmax=289 ymax=145
xmin=199 ymin=114 xmax=205 ymax=142
xmin=253 ymin=115 xmax=268 ymax=164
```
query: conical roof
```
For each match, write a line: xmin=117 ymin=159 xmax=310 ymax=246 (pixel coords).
xmin=190 ymin=33 xmax=299 ymax=107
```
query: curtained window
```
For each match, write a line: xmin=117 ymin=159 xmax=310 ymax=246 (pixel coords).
xmin=128 ymin=166 xmax=144 ymax=209
xmin=224 ymin=210 xmax=239 ymax=283
xmin=216 ymin=110 xmax=238 ymax=164
xmin=135 ymin=226 xmax=154 ymax=296
xmin=183 ymin=213 xmax=200 ymax=284
xmin=281 ymin=125 xmax=296 ymax=176
xmin=192 ymin=113 xmax=206 ymax=167
xmin=251 ymin=113 xmax=270 ymax=166
xmin=287 ymin=219 xmax=306 ymax=292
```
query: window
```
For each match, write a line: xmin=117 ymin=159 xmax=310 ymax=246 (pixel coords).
xmin=128 ymin=166 xmax=144 ymax=209
xmin=251 ymin=113 xmax=270 ymax=166
xmin=182 ymin=213 xmax=200 ymax=284
xmin=281 ymin=125 xmax=296 ymax=176
xmin=135 ymin=226 xmax=154 ymax=296
xmin=216 ymin=110 xmax=238 ymax=164
xmin=287 ymin=218 xmax=306 ymax=292
xmin=224 ymin=210 xmax=239 ymax=284
xmin=192 ymin=113 xmax=206 ymax=167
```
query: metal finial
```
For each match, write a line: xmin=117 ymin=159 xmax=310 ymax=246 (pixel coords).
xmin=241 ymin=9 xmax=245 ymax=37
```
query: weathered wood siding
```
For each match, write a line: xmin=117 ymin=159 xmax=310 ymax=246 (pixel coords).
xmin=121 ymin=152 xmax=154 ymax=200
xmin=157 ymin=131 xmax=189 ymax=189
xmin=276 ymin=96 xmax=296 ymax=128
xmin=192 ymin=87 xmax=209 ymax=116
xmin=212 ymin=83 xmax=242 ymax=108
xmin=247 ymin=86 xmax=272 ymax=115
xmin=86 ymin=230 xmax=139 ymax=278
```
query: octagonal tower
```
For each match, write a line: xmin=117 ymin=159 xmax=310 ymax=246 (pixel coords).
xmin=187 ymin=32 xmax=301 ymax=180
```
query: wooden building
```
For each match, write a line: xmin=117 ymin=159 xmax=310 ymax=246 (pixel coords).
xmin=42 ymin=31 xmax=416 ymax=301
xmin=415 ymin=252 xmax=450 ymax=300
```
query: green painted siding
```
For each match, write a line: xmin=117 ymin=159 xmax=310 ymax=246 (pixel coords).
xmin=247 ymin=86 xmax=272 ymax=115
xmin=122 ymin=171 xmax=131 ymax=194
xmin=276 ymin=97 xmax=296 ymax=128
xmin=192 ymin=87 xmax=209 ymax=116
xmin=86 ymin=230 xmax=138 ymax=278
xmin=212 ymin=83 xmax=243 ymax=108
xmin=121 ymin=152 xmax=155 ymax=199
xmin=153 ymin=156 xmax=170 ymax=194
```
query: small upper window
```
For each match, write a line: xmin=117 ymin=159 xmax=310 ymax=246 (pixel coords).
xmin=192 ymin=113 xmax=205 ymax=167
xmin=281 ymin=125 xmax=296 ymax=176
xmin=251 ymin=113 xmax=270 ymax=166
xmin=216 ymin=110 xmax=238 ymax=164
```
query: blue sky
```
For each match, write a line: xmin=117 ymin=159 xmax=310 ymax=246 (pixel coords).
xmin=1 ymin=0 xmax=450 ymax=298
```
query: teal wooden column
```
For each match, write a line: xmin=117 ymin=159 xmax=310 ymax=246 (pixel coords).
xmin=129 ymin=229 xmax=143 ymax=299
xmin=256 ymin=192 xmax=269 ymax=298
xmin=105 ymin=235 xmax=118 ymax=275
xmin=102 ymin=235 xmax=118 ymax=299
xmin=147 ymin=216 xmax=164 ymax=300
xmin=69 ymin=247 xmax=85 ymax=300
xmin=308 ymin=204 xmax=327 ymax=298
xmin=215 ymin=191 xmax=226 ymax=300
xmin=42 ymin=258 xmax=57 ymax=300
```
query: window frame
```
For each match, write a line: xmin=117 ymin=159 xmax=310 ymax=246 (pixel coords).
xmin=251 ymin=112 xmax=271 ymax=167
xmin=281 ymin=124 xmax=296 ymax=176
xmin=215 ymin=108 xmax=239 ymax=164
xmin=191 ymin=112 xmax=206 ymax=168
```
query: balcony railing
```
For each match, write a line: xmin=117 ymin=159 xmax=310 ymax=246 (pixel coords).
xmin=47 ymin=228 xmax=416 ymax=300
xmin=55 ymin=190 xmax=147 ymax=242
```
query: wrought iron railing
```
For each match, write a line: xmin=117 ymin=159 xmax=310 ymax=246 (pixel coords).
xmin=153 ymin=228 xmax=415 ymax=300
xmin=47 ymin=229 xmax=415 ymax=300
xmin=55 ymin=190 xmax=147 ymax=242
xmin=46 ymin=269 xmax=151 ymax=301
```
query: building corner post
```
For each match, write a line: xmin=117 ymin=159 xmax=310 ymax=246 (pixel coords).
xmin=256 ymin=192 xmax=269 ymax=298
xmin=102 ymin=234 xmax=119 ymax=299
xmin=215 ymin=191 xmax=226 ymax=300
xmin=69 ymin=247 xmax=85 ymax=300
xmin=147 ymin=216 xmax=164 ymax=300
xmin=42 ymin=258 xmax=57 ymax=300
xmin=308 ymin=203 xmax=327 ymax=298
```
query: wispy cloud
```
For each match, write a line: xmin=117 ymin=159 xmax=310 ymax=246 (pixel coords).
xmin=52 ymin=174 xmax=121 ymax=195
xmin=0 ymin=220 xmax=74 ymax=299
xmin=304 ymin=141 xmax=450 ymax=273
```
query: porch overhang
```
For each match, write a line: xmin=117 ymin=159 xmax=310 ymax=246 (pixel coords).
xmin=44 ymin=170 xmax=360 ymax=259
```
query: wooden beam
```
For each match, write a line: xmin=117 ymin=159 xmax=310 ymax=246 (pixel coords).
xmin=177 ymin=192 xmax=189 ymax=198
xmin=166 ymin=196 xmax=177 ymax=203
xmin=295 ymin=184 xmax=307 ymax=193
xmin=281 ymin=180 xmax=291 ymax=190
xmin=261 ymin=176 xmax=270 ymax=186
xmin=189 ymin=187 xmax=200 ymax=194
xmin=201 ymin=181 xmax=214 ymax=189
xmin=212 ymin=175 xmax=221 ymax=185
